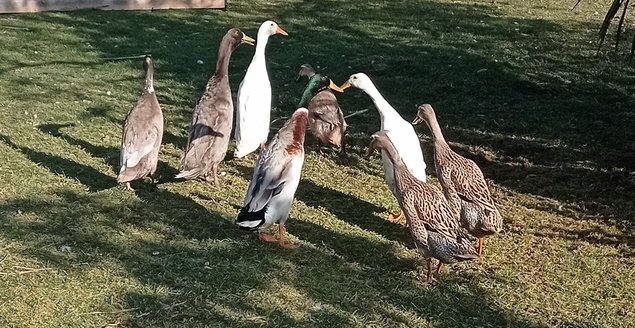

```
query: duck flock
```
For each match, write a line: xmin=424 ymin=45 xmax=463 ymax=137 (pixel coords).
xmin=117 ymin=20 xmax=503 ymax=284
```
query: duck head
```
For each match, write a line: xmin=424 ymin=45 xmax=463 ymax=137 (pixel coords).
xmin=225 ymin=28 xmax=255 ymax=49
xmin=339 ymin=73 xmax=373 ymax=92
xmin=297 ymin=63 xmax=316 ymax=81
xmin=412 ymin=103 xmax=435 ymax=125
xmin=259 ymin=20 xmax=288 ymax=37
xmin=365 ymin=130 xmax=393 ymax=158
xmin=297 ymin=71 xmax=344 ymax=107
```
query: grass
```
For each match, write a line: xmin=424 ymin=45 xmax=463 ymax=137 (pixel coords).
xmin=0 ymin=0 xmax=634 ymax=326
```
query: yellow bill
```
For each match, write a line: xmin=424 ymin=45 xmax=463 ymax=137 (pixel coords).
xmin=241 ymin=33 xmax=255 ymax=46
xmin=329 ymin=80 xmax=345 ymax=93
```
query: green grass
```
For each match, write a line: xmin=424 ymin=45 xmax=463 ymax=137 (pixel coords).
xmin=0 ymin=0 xmax=634 ymax=327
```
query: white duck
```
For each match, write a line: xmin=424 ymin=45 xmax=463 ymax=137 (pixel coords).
xmin=234 ymin=20 xmax=288 ymax=158
xmin=235 ymin=108 xmax=308 ymax=249
xmin=340 ymin=73 xmax=427 ymax=221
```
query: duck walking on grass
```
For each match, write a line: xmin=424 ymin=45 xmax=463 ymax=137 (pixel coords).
xmin=297 ymin=64 xmax=347 ymax=153
xmin=117 ymin=55 xmax=164 ymax=190
xmin=412 ymin=104 xmax=502 ymax=256
xmin=235 ymin=108 xmax=309 ymax=249
xmin=340 ymin=73 xmax=427 ymax=222
xmin=234 ymin=20 xmax=288 ymax=158
xmin=367 ymin=131 xmax=479 ymax=283
xmin=176 ymin=28 xmax=254 ymax=186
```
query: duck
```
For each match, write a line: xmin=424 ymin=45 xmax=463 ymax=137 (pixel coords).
xmin=234 ymin=20 xmax=288 ymax=158
xmin=367 ymin=130 xmax=479 ymax=283
xmin=117 ymin=55 xmax=164 ymax=190
xmin=412 ymin=104 xmax=502 ymax=256
xmin=235 ymin=107 xmax=309 ymax=249
xmin=297 ymin=64 xmax=347 ymax=153
xmin=340 ymin=73 xmax=427 ymax=221
xmin=176 ymin=28 xmax=254 ymax=185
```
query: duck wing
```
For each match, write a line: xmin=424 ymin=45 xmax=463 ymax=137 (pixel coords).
xmin=120 ymin=95 xmax=162 ymax=169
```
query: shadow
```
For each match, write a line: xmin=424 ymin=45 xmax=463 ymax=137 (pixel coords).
xmin=0 ymin=134 xmax=117 ymax=191
xmin=37 ymin=122 xmax=180 ymax=182
xmin=0 ymin=185 xmax=545 ymax=327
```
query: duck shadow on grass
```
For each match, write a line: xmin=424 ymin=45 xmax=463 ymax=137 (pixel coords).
xmin=37 ymin=122 xmax=180 ymax=184
xmin=0 ymin=133 xmax=117 ymax=192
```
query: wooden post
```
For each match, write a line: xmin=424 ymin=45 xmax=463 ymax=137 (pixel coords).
xmin=0 ymin=0 xmax=226 ymax=14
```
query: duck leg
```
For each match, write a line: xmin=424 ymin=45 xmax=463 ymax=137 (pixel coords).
xmin=477 ymin=238 xmax=484 ymax=257
xmin=259 ymin=142 xmax=266 ymax=151
xmin=258 ymin=232 xmax=278 ymax=243
xmin=426 ymin=258 xmax=434 ymax=284
xmin=387 ymin=209 xmax=404 ymax=222
xmin=125 ymin=182 xmax=135 ymax=191
xmin=435 ymin=262 xmax=443 ymax=275
xmin=278 ymin=224 xmax=299 ymax=250
xmin=206 ymin=164 xmax=219 ymax=186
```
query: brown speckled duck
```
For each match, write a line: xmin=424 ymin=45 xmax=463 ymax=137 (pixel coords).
xmin=367 ymin=130 xmax=479 ymax=283
xmin=412 ymin=104 xmax=502 ymax=256
xmin=117 ymin=55 xmax=164 ymax=190
xmin=297 ymin=64 xmax=347 ymax=153
xmin=176 ymin=28 xmax=254 ymax=185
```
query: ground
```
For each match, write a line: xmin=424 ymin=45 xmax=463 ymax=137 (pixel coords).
xmin=0 ymin=0 xmax=634 ymax=327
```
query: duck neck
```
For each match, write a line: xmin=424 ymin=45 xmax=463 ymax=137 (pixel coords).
xmin=214 ymin=37 xmax=234 ymax=78
xmin=383 ymin=142 xmax=417 ymax=194
xmin=251 ymin=29 xmax=271 ymax=63
xmin=298 ymin=76 xmax=320 ymax=108
xmin=144 ymin=63 xmax=154 ymax=93
xmin=286 ymin=112 xmax=308 ymax=155
xmin=362 ymin=82 xmax=398 ymax=123
xmin=425 ymin=114 xmax=450 ymax=152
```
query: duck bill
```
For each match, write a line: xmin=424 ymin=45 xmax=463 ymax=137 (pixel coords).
xmin=241 ymin=34 xmax=255 ymax=46
xmin=276 ymin=27 xmax=289 ymax=36
xmin=411 ymin=116 xmax=424 ymax=125
xmin=364 ymin=146 xmax=376 ymax=158
xmin=339 ymin=81 xmax=352 ymax=91
xmin=329 ymin=80 xmax=345 ymax=93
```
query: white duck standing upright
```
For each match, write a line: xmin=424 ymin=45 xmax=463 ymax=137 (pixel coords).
xmin=235 ymin=108 xmax=308 ymax=249
xmin=340 ymin=73 xmax=427 ymax=221
xmin=234 ymin=20 xmax=288 ymax=158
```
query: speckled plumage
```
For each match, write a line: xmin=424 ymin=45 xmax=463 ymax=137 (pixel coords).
xmin=368 ymin=131 xmax=478 ymax=283
xmin=413 ymin=104 xmax=502 ymax=251
xmin=117 ymin=55 xmax=164 ymax=188
xmin=297 ymin=64 xmax=347 ymax=152
xmin=177 ymin=28 xmax=251 ymax=185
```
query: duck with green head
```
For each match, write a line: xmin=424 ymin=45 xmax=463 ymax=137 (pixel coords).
xmin=297 ymin=64 xmax=347 ymax=153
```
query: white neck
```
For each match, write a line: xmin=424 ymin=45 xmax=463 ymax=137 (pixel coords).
xmin=252 ymin=29 xmax=271 ymax=63
xmin=361 ymin=82 xmax=399 ymax=122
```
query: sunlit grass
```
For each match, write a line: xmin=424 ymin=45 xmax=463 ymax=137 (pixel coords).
xmin=0 ymin=0 xmax=634 ymax=327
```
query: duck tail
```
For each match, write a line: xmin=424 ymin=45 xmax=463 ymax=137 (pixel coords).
xmin=175 ymin=167 xmax=205 ymax=180
xmin=235 ymin=206 xmax=267 ymax=231
xmin=117 ymin=166 xmax=142 ymax=183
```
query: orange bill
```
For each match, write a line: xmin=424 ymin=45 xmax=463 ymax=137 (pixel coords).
xmin=276 ymin=26 xmax=289 ymax=36
xmin=339 ymin=81 xmax=352 ymax=91
xmin=329 ymin=80 xmax=345 ymax=93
